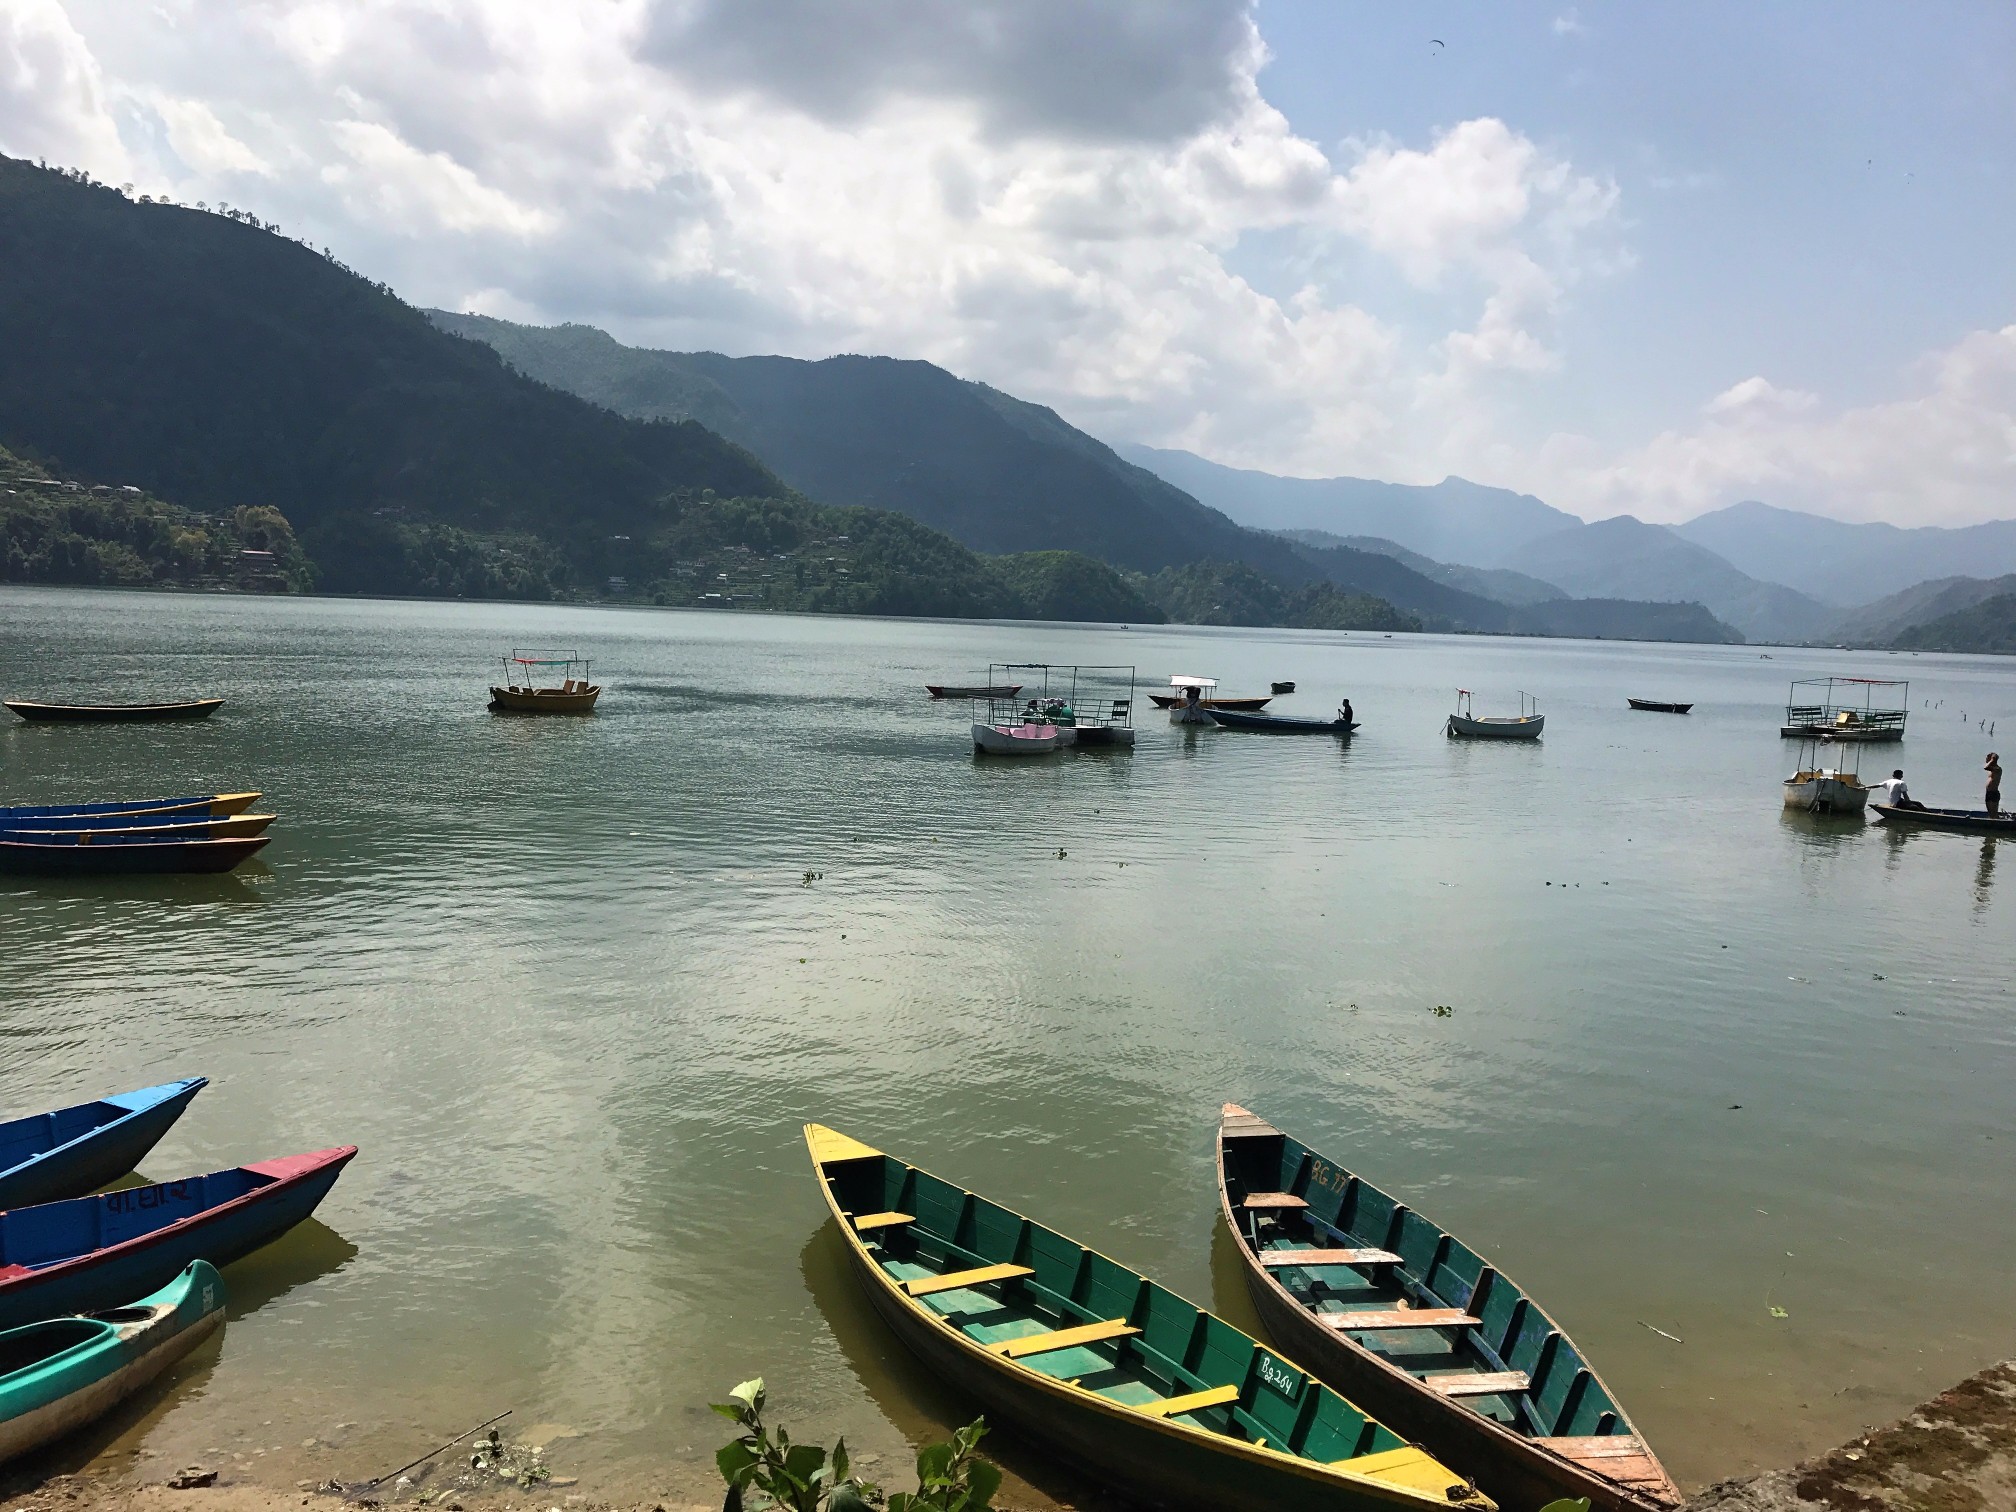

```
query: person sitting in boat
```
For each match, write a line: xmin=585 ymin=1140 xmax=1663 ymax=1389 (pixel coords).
xmin=1337 ymin=697 xmax=1354 ymax=726
xmin=1873 ymin=770 xmax=1925 ymax=810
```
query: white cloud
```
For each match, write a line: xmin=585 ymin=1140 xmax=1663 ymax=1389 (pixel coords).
xmin=321 ymin=119 xmax=554 ymax=236
xmin=1552 ymin=10 xmax=1589 ymax=39
xmin=0 ymin=0 xmax=126 ymax=178
xmin=150 ymin=94 xmax=270 ymax=176
xmin=1524 ymin=326 xmax=2016 ymax=526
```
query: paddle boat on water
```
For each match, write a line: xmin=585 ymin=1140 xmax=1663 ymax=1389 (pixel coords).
xmin=1446 ymin=691 xmax=1543 ymax=740
xmin=0 ymin=1261 xmax=225 ymax=1465
xmin=0 ymin=1080 xmax=209 ymax=1211
xmin=1216 ymin=1106 xmax=1678 ymax=1512
xmin=806 ymin=1124 xmax=1494 ymax=1512
xmin=969 ymin=665 xmax=1136 ymax=754
xmin=3 ymin=699 xmax=224 ymax=722
xmin=1779 ymin=677 xmax=1907 ymax=742
xmin=1783 ymin=736 xmax=1868 ymax=814
xmin=489 ymin=649 xmax=600 ymax=713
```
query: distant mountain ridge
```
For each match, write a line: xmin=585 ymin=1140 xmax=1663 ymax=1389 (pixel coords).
xmin=1676 ymin=501 xmax=2016 ymax=605
xmin=1278 ymin=529 xmax=1568 ymax=606
xmin=1826 ymin=573 xmax=2016 ymax=644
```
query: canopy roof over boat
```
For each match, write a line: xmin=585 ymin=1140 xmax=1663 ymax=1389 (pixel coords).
xmin=1169 ymin=675 xmax=1218 ymax=689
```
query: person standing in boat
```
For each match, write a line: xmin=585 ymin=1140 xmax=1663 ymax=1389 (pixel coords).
xmin=1988 ymin=753 xmax=2003 ymax=817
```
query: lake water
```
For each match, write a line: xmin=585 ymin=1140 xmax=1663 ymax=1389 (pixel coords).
xmin=1 ymin=586 xmax=2012 ymax=1507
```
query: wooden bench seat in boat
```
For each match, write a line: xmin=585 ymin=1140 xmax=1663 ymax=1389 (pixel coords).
xmin=988 ymin=1318 xmax=1139 ymax=1359
xmin=1257 ymin=1247 xmax=1401 ymax=1268
xmin=1427 ymin=1371 xmax=1531 ymax=1397
xmin=904 ymin=1263 xmax=1033 ymax=1298
xmin=851 ymin=1211 xmax=914 ymax=1232
xmin=1241 ymin=1192 xmax=1307 ymax=1210
xmin=1132 ymin=1384 xmax=1240 ymax=1419
xmin=1322 ymin=1308 xmax=1479 ymax=1331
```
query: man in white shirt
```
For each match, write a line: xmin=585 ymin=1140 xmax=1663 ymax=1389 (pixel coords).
xmin=1874 ymin=770 xmax=1924 ymax=809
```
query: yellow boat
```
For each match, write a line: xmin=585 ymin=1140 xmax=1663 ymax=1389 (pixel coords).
xmin=488 ymin=650 xmax=600 ymax=714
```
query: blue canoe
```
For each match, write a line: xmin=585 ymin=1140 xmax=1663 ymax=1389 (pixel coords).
xmin=0 ymin=1259 xmax=225 ymax=1464
xmin=0 ymin=794 xmax=262 ymax=823
xmin=0 ymin=1147 xmax=356 ymax=1329
xmin=0 ymin=1080 xmax=208 ymax=1212
xmin=1208 ymin=710 xmax=1361 ymax=735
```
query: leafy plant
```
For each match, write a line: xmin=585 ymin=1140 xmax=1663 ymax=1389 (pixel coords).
xmin=712 ymin=1379 xmax=999 ymax=1512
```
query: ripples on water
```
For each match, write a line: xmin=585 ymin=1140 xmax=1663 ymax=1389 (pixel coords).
xmin=1 ymin=588 xmax=2012 ymax=1500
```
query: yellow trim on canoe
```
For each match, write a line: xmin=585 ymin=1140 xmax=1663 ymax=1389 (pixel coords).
xmin=1333 ymin=1446 xmax=1475 ymax=1494
xmin=805 ymin=1124 xmax=883 ymax=1165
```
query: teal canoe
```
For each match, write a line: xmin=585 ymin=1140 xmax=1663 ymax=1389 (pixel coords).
xmin=807 ymin=1124 xmax=1494 ymax=1512
xmin=0 ymin=1260 xmax=224 ymax=1464
xmin=1216 ymin=1105 xmax=1679 ymax=1512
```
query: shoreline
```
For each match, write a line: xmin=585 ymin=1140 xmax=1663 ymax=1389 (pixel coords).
xmin=11 ymin=1362 xmax=2013 ymax=1512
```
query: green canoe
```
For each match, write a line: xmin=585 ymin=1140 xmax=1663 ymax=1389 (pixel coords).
xmin=806 ymin=1125 xmax=1495 ymax=1512
xmin=1217 ymin=1105 xmax=1679 ymax=1512
xmin=0 ymin=1260 xmax=225 ymax=1464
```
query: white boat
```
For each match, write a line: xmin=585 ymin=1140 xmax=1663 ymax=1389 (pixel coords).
xmin=971 ymin=721 xmax=1061 ymax=756
xmin=1783 ymin=736 xmax=1868 ymax=813
xmin=1446 ymin=689 xmax=1543 ymax=740
xmin=1167 ymin=674 xmax=1216 ymax=724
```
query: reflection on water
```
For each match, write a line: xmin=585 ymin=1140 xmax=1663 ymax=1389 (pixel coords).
xmin=1 ymin=587 xmax=2013 ymax=1501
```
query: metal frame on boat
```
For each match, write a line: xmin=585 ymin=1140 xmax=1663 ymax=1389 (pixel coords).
xmin=807 ymin=1124 xmax=1494 ymax=1512
xmin=1446 ymin=691 xmax=1543 ymax=740
xmin=970 ymin=664 xmax=1136 ymax=755
xmin=1780 ymin=678 xmax=1906 ymax=742
xmin=1215 ymin=1106 xmax=1678 ymax=1512
xmin=1783 ymin=735 xmax=1868 ymax=814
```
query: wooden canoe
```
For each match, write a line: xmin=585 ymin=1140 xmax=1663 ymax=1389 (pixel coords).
xmin=0 ymin=1148 xmax=355 ymax=1330
xmin=0 ymin=794 xmax=262 ymax=823
xmin=1207 ymin=711 xmax=1358 ymax=735
xmin=0 ymin=1260 xmax=224 ymax=1465
xmin=1148 ymin=693 xmax=1273 ymax=711
xmin=488 ymin=684 xmax=600 ymax=713
xmin=1216 ymin=1106 xmax=1678 ymax=1512
xmin=807 ymin=1124 xmax=1493 ymax=1512
xmin=0 ymin=814 xmax=275 ymax=842
xmin=0 ymin=835 xmax=269 ymax=876
xmin=927 ymin=684 xmax=1023 ymax=700
xmin=3 ymin=699 xmax=223 ymax=723
xmin=1625 ymin=700 xmax=1692 ymax=715
xmin=0 ymin=1079 xmax=208 ymax=1212
xmin=1872 ymin=804 xmax=2016 ymax=834
xmin=1446 ymin=714 xmax=1543 ymax=740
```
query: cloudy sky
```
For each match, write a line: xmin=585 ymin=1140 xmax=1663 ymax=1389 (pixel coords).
xmin=5 ymin=1 xmax=2013 ymax=525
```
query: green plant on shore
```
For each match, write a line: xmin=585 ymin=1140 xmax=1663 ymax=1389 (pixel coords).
xmin=713 ymin=1378 xmax=998 ymax=1512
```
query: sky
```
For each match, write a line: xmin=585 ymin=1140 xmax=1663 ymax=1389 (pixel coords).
xmin=3 ymin=1 xmax=2013 ymax=527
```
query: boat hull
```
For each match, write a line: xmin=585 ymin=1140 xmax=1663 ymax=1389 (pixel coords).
xmin=1872 ymin=804 xmax=2016 ymax=833
xmin=1069 ymin=724 xmax=1135 ymax=748
xmin=1778 ymin=724 xmax=1901 ymax=742
xmin=927 ymin=685 xmax=1022 ymax=700
xmin=1446 ymin=714 xmax=1543 ymax=740
xmin=0 ymin=794 xmax=261 ymax=823
xmin=3 ymin=700 xmax=223 ymax=723
xmin=1148 ymin=694 xmax=1272 ymax=711
xmin=1626 ymin=701 xmax=1691 ymax=714
xmin=0 ymin=836 xmax=269 ymax=876
xmin=1208 ymin=711 xmax=1358 ymax=735
xmin=971 ymin=722 xmax=1060 ymax=755
xmin=489 ymin=685 xmax=600 ymax=714
xmin=0 ymin=1079 xmax=208 ymax=1212
xmin=0 ymin=1261 xmax=225 ymax=1464
xmin=0 ymin=1148 xmax=355 ymax=1329
xmin=1783 ymin=776 xmax=1868 ymax=813
xmin=1217 ymin=1107 xmax=1678 ymax=1512
xmin=0 ymin=814 xmax=274 ymax=842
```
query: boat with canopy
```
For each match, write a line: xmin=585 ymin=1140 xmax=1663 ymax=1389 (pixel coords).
xmin=1446 ymin=691 xmax=1543 ymax=740
xmin=1780 ymin=678 xmax=1906 ymax=741
xmin=490 ymin=650 xmax=600 ymax=713
xmin=1783 ymin=735 xmax=1867 ymax=814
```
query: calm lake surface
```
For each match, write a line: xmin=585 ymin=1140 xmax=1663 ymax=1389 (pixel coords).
xmin=2 ymin=586 xmax=2012 ymax=1505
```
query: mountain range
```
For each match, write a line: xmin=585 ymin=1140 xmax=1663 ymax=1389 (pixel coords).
xmin=1674 ymin=502 xmax=2016 ymax=605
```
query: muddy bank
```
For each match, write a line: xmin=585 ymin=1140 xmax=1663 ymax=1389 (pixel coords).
xmin=1688 ymin=1360 xmax=2016 ymax=1512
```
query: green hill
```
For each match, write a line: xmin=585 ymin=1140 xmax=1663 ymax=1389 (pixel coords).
xmin=1147 ymin=561 xmax=1422 ymax=633
xmin=1 ymin=443 xmax=311 ymax=591
xmin=1892 ymin=593 xmax=2016 ymax=654
xmin=0 ymin=155 xmax=785 ymax=595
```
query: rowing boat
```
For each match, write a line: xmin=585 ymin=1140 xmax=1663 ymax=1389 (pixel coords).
xmin=1625 ymin=700 xmax=1692 ymax=715
xmin=1216 ymin=1106 xmax=1677 ymax=1512
xmin=1207 ymin=710 xmax=1358 ymax=736
xmin=0 ymin=835 xmax=270 ymax=876
xmin=0 ymin=794 xmax=262 ymax=822
xmin=3 ymin=699 xmax=224 ymax=723
xmin=0 ymin=1079 xmax=208 ymax=1211
xmin=927 ymin=684 xmax=1022 ymax=700
xmin=0 ymin=814 xmax=275 ymax=842
xmin=806 ymin=1124 xmax=1493 ymax=1512
xmin=0 ymin=1147 xmax=355 ymax=1329
xmin=1147 ymin=693 xmax=1273 ymax=711
xmin=0 ymin=1260 xmax=224 ymax=1465
xmin=1872 ymin=804 xmax=2016 ymax=834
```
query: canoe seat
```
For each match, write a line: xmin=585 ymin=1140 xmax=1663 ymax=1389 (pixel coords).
xmin=1241 ymin=1192 xmax=1307 ymax=1210
xmin=905 ymin=1263 xmax=1033 ymax=1298
xmin=1134 ymin=1384 xmax=1240 ymax=1419
xmin=1427 ymin=1370 xmax=1530 ymax=1397
xmin=1323 ymin=1308 xmax=1479 ymax=1332
xmin=988 ymin=1319 xmax=1139 ymax=1359
xmin=851 ymin=1211 xmax=914 ymax=1232
xmin=1258 ymin=1247 xmax=1400 ymax=1269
